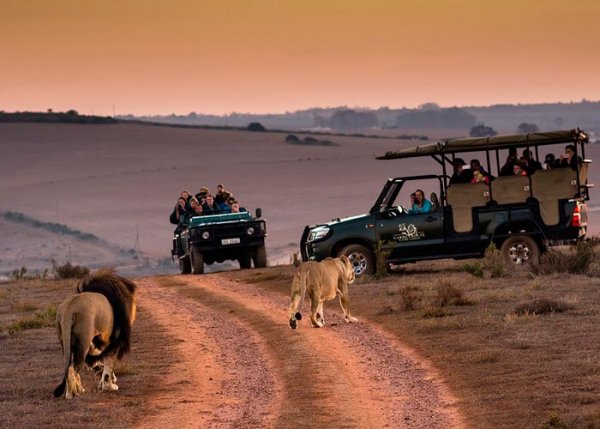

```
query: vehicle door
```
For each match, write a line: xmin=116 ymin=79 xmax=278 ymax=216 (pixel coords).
xmin=374 ymin=179 xmax=446 ymax=259
xmin=375 ymin=208 xmax=445 ymax=259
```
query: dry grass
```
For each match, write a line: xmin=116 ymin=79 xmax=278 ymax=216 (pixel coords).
xmin=231 ymin=261 xmax=600 ymax=429
xmin=534 ymin=240 xmax=600 ymax=276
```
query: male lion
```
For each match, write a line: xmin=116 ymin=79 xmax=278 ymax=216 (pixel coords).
xmin=288 ymin=256 xmax=357 ymax=329
xmin=54 ymin=268 xmax=137 ymax=399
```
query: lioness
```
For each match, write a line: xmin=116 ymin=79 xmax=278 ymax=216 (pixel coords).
xmin=288 ymin=255 xmax=357 ymax=329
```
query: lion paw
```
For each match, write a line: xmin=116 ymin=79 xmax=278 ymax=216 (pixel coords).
xmin=289 ymin=319 xmax=298 ymax=329
xmin=345 ymin=316 xmax=358 ymax=323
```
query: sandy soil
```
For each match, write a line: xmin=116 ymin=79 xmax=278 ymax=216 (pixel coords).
xmin=136 ymin=274 xmax=465 ymax=428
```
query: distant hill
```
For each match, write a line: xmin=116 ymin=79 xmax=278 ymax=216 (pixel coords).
xmin=0 ymin=111 xmax=118 ymax=124
xmin=118 ymin=100 xmax=600 ymax=134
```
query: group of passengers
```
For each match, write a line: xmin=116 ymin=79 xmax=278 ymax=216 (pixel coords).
xmin=169 ymin=184 xmax=247 ymax=225
xmin=404 ymin=145 xmax=581 ymax=216
xmin=450 ymin=144 xmax=581 ymax=186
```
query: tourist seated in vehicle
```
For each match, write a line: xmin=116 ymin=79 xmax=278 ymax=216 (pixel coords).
xmin=180 ymin=190 xmax=192 ymax=205
xmin=170 ymin=197 xmax=187 ymax=225
xmin=409 ymin=192 xmax=416 ymax=208
xmin=218 ymin=191 xmax=233 ymax=211
xmin=430 ymin=192 xmax=439 ymax=211
xmin=215 ymin=184 xmax=228 ymax=205
xmin=192 ymin=202 xmax=203 ymax=216
xmin=202 ymin=195 xmax=218 ymax=214
xmin=195 ymin=187 xmax=210 ymax=202
xmin=409 ymin=189 xmax=432 ymax=214
xmin=522 ymin=149 xmax=542 ymax=174
xmin=470 ymin=159 xmax=490 ymax=184
xmin=187 ymin=198 xmax=201 ymax=217
xmin=512 ymin=161 xmax=528 ymax=176
xmin=544 ymin=153 xmax=557 ymax=170
xmin=557 ymin=144 xmax=583 ymax=170
xmin=449 ymin=158 xmax=473 ymax=184
xmin=499 ymin=148 xmax=518 ymax=176
xmin=231 ymin=200 xmax=247 ymax=213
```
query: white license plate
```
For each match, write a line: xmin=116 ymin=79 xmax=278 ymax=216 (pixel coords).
xmin=221 ymin=237 xmax=241 ymax=245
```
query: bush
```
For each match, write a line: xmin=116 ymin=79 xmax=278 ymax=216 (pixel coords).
xmin=463 ymin=262 xmax=484 ymax=278
xmin=398 ymin=286 xmax=423 ymax=310
xmin=374 ymin=240 xmax=392 ymax=280
xmin=52 ymin=260 xmax=90 ymax=279
xmin=247 ymin=122 xmax=266 ymax=132
xmin=533 ymin=240 xmax=599 ymax=276
xmin=514 ymin=298 xmax=573 ymax=316
xmin=10 ymin=266 xmax=49 ymax=281
xmin=433 ymin=281 xmax=473 ymax=307
xmin=483 ymin=243 xmax=507 ymax=278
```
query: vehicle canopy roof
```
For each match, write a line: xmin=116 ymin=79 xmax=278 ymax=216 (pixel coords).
xmin=376 ymin=129 xmax=588 ymax=160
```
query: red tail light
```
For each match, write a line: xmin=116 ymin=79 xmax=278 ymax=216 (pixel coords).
xmin=571 ymin=203 xmax=587 ymax=227
xmin=572 ymin=205 xmax=581 ymax=227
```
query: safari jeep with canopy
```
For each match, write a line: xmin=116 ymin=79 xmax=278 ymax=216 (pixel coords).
xmin=300 ymin=129 xmax=591 ymax=276
xmin=173 ymin=210 xmax=267 ymax=274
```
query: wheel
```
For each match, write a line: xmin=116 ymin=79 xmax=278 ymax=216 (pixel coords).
xmin=179 ymin=255 xmax=191 ymax=274
xmin=252 ymin=245 xmax=267 ymax=268
xmin=500 ymin=235 xmax=539 ymax=269
xmin=339 ymin=244 xmax=375 ymax=277
xmin=190 ymin=246 xmax=204 ymax=274
xmin=238 ymin=255 xmax=252 ymax=269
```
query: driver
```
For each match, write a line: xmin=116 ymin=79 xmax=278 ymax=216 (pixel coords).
xmin=409 ymin=189 xmax=432 ymax=214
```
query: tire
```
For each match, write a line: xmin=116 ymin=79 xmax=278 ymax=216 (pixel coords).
xmin=238 ymin=255 xmax=252 ymax=270
xmin=179 ymin=256 xmax=191 ymax=274
xmin=252 ymin=245 xmax=267 ymax=268
xmin=500 ymin=235 xmax=539 ymax=269
xmin=190 ymin=246 xmax=204 ymax=274
xmin=339 ymin=244 xmax=375 ymax=277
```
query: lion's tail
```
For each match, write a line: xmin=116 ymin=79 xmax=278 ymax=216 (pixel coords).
xmin=53 ymin=312 xmax=73 ymax=398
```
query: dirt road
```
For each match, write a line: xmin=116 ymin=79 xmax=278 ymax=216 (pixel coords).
xmin=135 ymin=274 xmax=464 ymax=429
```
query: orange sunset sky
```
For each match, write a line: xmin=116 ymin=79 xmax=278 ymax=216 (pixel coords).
xmin=2 ymin=0 xmax=599 ymax=116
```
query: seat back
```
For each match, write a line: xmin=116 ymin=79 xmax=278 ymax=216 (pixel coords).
xmin=446 ymin=183 xmax=490 ymax=233
xmin=530 ymin=168 xmax=578 ymax=225
xmin=491 ymin=175 xmax=530 ymax=205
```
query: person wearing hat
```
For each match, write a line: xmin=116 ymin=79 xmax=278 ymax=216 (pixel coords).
xmin=449 ymin=158 xmax=474 ymax=184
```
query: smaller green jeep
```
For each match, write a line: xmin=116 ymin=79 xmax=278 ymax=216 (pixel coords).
xmin=172 ymin=210 xmax=267 ymax=274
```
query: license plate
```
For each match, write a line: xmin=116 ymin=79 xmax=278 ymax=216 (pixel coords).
xmin=221 ymin=237 xmax=241 ymax=245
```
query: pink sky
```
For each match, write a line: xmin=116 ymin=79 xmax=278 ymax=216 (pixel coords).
xmin=2 ymin=0 xmax=599 ymax=115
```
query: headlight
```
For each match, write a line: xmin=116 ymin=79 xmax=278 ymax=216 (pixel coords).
xmin=246 ymin=226 xmax=255 ymax=235
xmin=308 ymin=225 xmax=330 ymax=242
xmin=201 ymin=231 xmax=210 ymax=239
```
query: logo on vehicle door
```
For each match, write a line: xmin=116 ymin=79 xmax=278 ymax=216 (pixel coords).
xmin=393 ymin=223 xmax=424 ymax=242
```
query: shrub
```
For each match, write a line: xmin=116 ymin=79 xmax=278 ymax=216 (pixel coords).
xmin=433 ymin=281 xmax=473 ymax=307
xmin=285 ymin=134 xmax=300 ymax=144
xmin=374 ymin=240 xmax=392 ymax=280
xmin=52 ymin=260 xmax=90 ymax=279
xmin=463 ymin=262 xmax=484 ymax=278
xmin=539 ymin=414 xmax=569 ymax=429
xmin=534 ymin=240 xmax=599 ymax=276
xmin=9 ymin=266 xmax=48 ymax=281
xmin=483 ymin=243 xmax=507 ymax=278
xmin=398 ymin=286 xmax=423 ymax=311
xmin=513 ymin=298 xmax=573 ymax=316
xmin=247 ymin=122 xmax=266 ymax=132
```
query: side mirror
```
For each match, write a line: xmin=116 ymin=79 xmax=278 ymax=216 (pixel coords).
xmin=255 ymin=208 xmax=262 ymax=219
